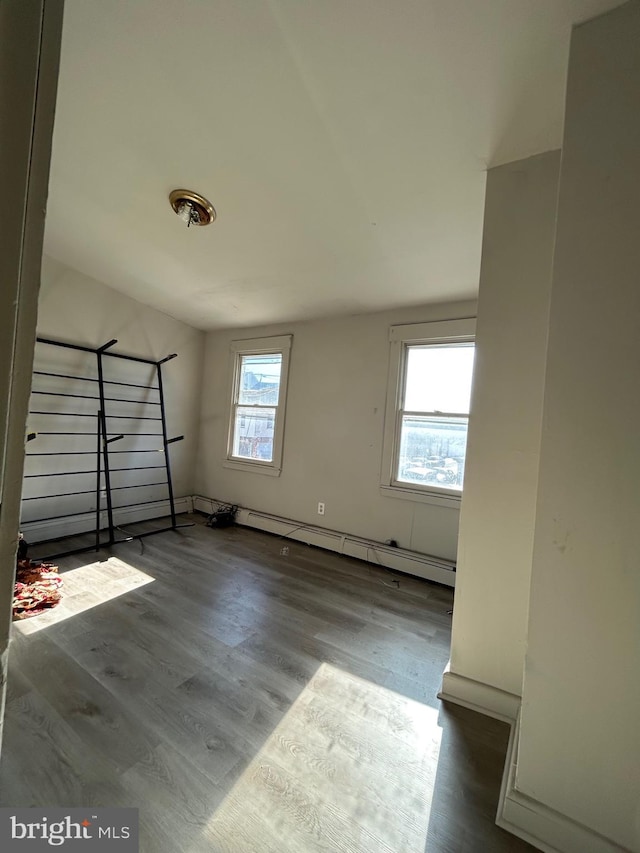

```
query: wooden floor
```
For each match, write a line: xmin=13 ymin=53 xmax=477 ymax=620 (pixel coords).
xmin=1 ymin=516 xmax=535 ymax=852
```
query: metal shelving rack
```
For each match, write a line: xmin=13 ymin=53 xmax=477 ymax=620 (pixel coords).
xmin=22 ymin=336 xmax=189 ymax=558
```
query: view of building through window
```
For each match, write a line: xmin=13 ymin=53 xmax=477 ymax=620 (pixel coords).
xmin=232 ymin=353 xmax=282 ymax=461
xmin=397 ymin=343 xmax=475 ymax=490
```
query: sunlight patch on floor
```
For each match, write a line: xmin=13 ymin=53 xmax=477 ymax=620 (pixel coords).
xmin=13 ymin=557 xmax=154 ymax=635
xmin=203 ymin=662 xmax=442 ymax=852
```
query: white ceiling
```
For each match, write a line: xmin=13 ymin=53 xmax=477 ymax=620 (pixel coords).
xmin=44 ymin=0 xmax=623 ymax=331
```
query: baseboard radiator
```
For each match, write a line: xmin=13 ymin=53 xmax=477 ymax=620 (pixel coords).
xmin=193 ymin=495 xmax=455 ymax=587
xmin=20 ymin=496 xmax=194 ymax=544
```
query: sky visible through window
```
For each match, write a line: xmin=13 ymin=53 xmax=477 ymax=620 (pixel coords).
xmin=404 ymin=345 xmax=474 ymax=413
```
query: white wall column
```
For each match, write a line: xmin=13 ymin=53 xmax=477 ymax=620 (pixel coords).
xmin=0 ymin=0 xmax=63 ymax=754
xmin=442 ymin=150 xmax=560 ymax=720
xmin=502 ymin=3 xmax=640 ymax=851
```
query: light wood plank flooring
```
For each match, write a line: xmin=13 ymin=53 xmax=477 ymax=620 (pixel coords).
xmin=1 ymin=515 xmax=535 ymax=852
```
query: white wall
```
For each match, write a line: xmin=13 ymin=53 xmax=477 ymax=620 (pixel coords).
xmin=444 ymin=151 xmax=560 ymax=710
xmin=516 ymin=3 xmax=640 ymax=849
xmin=0 ymin=0 xmax=63 ymax=754
xmin=23 ymin=255 xmax=204 ymax=539
xmin=195 ymin=300 xmax=476 ymax=562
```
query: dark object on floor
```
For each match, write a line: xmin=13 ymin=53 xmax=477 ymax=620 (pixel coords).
xmin=17 ymin=533 xmax=28 ymax=562
xmin=206 ymin=504 xmax=238 ymax=528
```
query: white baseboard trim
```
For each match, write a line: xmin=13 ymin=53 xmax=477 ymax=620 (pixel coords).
xmin=497 ymin=716 xmax=630 ymax=853
xmin=193 ymin=495 xmax=456 ymax=586
xmin=438 ymin=665 xmax=520 ymax=722
xmin=21 ymin=496 xmax=193 ymax=543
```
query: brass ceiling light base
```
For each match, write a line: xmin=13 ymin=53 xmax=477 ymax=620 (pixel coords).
xmin=169 ymin=189 xmax=216 ymax=227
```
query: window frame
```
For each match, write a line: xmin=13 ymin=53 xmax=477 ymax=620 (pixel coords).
xmin=224 ymin=335 xmax=292 ymax=477
xmin=380 ymin=319 xmax=476 ymax=507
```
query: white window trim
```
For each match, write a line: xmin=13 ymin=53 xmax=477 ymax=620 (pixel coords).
xmin=224 ymin=334 xmax=292 ymax=477
xmin=380 ymin=318 xmax=476 ymax=507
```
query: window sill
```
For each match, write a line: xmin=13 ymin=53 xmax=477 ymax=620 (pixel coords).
xmin=379 ymin=484 xmax=462 ymax=509
xmin=223 ymin=459 xmax=281 ymax=477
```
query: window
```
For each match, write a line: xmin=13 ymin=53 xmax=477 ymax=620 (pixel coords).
xmin=226 ymin=335 xmax=292 ymax=475
xmin=381 ymin=319 xmax=475 ymax=504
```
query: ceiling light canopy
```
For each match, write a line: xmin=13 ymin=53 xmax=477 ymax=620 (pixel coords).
xmin=169 ymin=189 xmax=216 ymax=227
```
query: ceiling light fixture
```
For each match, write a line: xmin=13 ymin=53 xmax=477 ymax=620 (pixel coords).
xmin=169 ymin=189 xmax=216 ymax=228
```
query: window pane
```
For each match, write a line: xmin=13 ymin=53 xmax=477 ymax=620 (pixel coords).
xmin=232 ymin=406 xmax=276 ymax=461
xmin=397 ymin=416 xmax=468 ymax=490
xmin=238 ymin=354 xmax=282 ymax=405
xmin=404 ymin=345 xmax=474 ymax=414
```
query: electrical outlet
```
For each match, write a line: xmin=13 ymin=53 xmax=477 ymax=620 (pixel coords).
xmin=317 ymin=501 xmax=325 ymax=515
